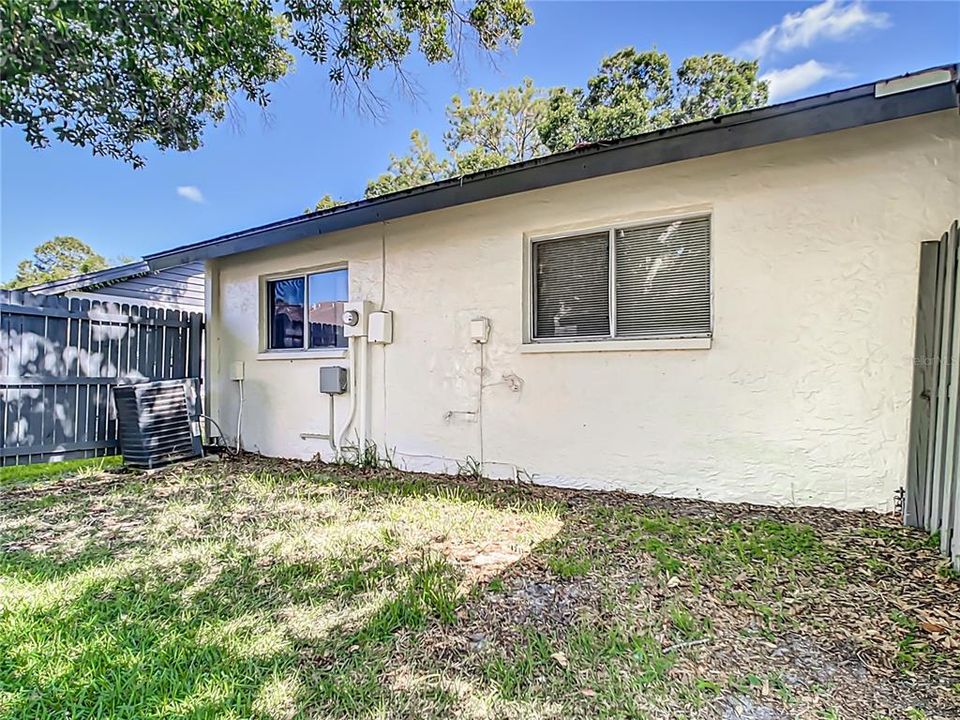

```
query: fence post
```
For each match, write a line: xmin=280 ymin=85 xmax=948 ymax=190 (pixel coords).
xmin=188 ymin=313 xmax=203 ymax=380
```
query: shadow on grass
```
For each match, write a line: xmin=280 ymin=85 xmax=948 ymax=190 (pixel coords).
xmin=1 ymin=457 xmax=957 ymax=719
xmin=0 ymin=461 xmax=539 ymax=719
xmin=1 ymin=530 xmax=469 ymax=718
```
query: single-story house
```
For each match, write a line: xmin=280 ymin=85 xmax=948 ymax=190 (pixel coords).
xmin=27 ymin=261 xmax=205 ymax=311
xmin=145 ymin=65 xmax=960 ymax=512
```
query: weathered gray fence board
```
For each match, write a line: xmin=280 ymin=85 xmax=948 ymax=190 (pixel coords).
xmin=941 ymin=228 xmax=960 ymax=556
xmin=905 ymin=242 xmax=940 ymax=526
xmin=908 ymin=220 xmax=960 ymax=571
xmin=923 ymin=238 xmax=947 ymax=527
xmin=928 ymin=229 xmax=956 ymax=530
xmin=0 ymin=290 xmax=204 ymax=466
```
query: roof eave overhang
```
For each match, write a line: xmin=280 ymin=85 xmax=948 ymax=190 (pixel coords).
xmin=25 ymin=261 xmax=152 ymax=295
xmin=145 ymin=70 xmax=959 ymax=270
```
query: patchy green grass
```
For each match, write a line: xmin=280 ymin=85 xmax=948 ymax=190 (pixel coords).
xmin=0 ymin=457 xmax=559 ymax=719
xmin=0 ymin=457 xmax=956 ymax=719
xmin=0 ymin=455 xmax=122 ymax=485
xmin=481 ymin=621 xmax=676 ymax=715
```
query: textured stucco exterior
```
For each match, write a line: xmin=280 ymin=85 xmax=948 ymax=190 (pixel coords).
xmin=206 ymin=110 xmax=960 ymax=511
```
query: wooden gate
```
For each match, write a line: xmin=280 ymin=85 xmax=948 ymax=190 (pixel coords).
xmin=0 ymin=290 xmax=203 ymax=466
xmin=906 ymin=220 xmax=960 ymax=570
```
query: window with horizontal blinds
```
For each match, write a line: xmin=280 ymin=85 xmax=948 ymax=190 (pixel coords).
xmin=533 ymin=232 xmax=610 ymax=339
xmin=615 ymin=217 xmax=711 ymax=337
xmin=530 ymin=216 xmax=711 ymax=342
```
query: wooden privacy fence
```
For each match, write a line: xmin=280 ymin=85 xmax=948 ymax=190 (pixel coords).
xmin=906 ymin=220 xmax=960 ymax=570
xmin=0 ymin=290 xmax=203 ymax=466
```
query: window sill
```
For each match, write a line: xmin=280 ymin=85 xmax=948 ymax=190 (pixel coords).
xmin=256 ymin=349 xmax=348 ymax=361
xmin=520 ymin=337 xmax=711 ymax=354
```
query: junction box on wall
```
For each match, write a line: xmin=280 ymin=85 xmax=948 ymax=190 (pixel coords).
xmin=369 ymin=310 xmax=393 ymax=344
xmin=319 ymin=366 xmax=348 ymax=394
xmin=470 ymin=317 xmax=490 ymax=344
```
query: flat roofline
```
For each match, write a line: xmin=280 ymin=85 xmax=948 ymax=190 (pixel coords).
xmin=146 ymin=64 xmax=959 ymax=270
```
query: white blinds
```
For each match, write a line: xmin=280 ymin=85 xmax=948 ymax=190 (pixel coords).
xmin=615 ymin=217 xmax=711 ymax=337
xmin=532 ymin=216 xmax=711 ymax=341
xmin=533 ymin=232 xmax=610 ymax=339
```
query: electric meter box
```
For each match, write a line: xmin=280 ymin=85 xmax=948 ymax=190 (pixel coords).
xmin=343 ymin=300 xmax=374 ymax=337
xmin=319 ymin=366 xmax=348 ymax=395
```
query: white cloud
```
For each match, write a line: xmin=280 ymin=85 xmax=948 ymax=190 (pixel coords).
xmin=761 ymin=60 xmax=844 ymax=101
xmin=176 ymin=185 xmax=205 ymax=203
xmin=738 ymin=1 xmax=890 ymax=58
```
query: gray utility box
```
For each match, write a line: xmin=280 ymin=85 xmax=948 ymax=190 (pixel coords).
xmin=320 ymin=366 xmax=349 ymax=394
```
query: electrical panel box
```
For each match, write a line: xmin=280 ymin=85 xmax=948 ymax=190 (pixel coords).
xmin=319 ymin=366 xmax=348 ymax=395
xmin=342 ymin=300 xmax=374 ymax=338
xmin=369 ymin=310 xmax=393 ymax=344
xmin=470 ymin=317 xmax=490 ymax=344
xmin=229 ymin=361 xmax=245 ymax=381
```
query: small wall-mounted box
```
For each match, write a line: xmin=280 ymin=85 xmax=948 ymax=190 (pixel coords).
xmin=470 ymin=317 xmax=490 ymax=344
xmin=342 ymin=300 xmax=374 ymax=338
xmin=229 ymin=361 xmax=245 ymax=381
xmin=369 ymin=310 xmax=393 ymax=344
xmin=319 ymin=366 xmax=348 ymax=394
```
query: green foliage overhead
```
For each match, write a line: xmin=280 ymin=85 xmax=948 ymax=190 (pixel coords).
xmin=305 ymin=194 xmax=345 ymax=215
xmin=365 ymin=130 xmax=452 ymax=198
xmin=4 ymin=236 xmax=108 ymax=289
xmin=337 ymin=49 xmax=766 ymax=203
xmin=444 ymin=77 xmax=547 ymax=169
xmin=538 ymin=49 xmax=768 ymax=153
xmin=1 ymin=0 xmax=534 ymax=167
xmin=363 ymin=78 xmax=546 ymax=198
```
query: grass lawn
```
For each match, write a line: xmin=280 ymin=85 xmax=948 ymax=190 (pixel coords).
xmin=0 ymin=457 xmax=957 ymax=719
xmin=0 ymin=455 xmax=121 ymax=486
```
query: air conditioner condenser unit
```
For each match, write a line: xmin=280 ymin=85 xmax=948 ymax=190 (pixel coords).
xmin=113 ymin=378 xmax=204 ymax=469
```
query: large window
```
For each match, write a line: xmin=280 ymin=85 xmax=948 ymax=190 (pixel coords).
xmin=266 ymin=268 xmax=348 ymax=351
xmin=532 ymin=216 xmax=710 ymax=341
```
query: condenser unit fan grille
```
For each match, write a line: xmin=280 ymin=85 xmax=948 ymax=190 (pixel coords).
xmin=113 ymin=378 xmax=203 ymax=469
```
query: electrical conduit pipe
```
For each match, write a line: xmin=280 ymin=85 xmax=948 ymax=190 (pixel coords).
xmin=335 ymin=335 xmax=361 ymax=457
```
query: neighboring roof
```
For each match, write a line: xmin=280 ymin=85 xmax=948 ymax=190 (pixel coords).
xmin=146 ymin=65 xmax=959 ymax=270
xmin=28 ymin=261 xmax=206 ymax=309
xmin=27 ymin=260 xmax=153 ymax=295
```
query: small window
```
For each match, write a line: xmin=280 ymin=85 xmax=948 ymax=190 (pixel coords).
xmin=266 ymin=268 xmax=348 ymax=351
xmin=531 ymin=216 xmax=710 ymax=342
xmin=534 ymin=232 xmax=610 ymax=339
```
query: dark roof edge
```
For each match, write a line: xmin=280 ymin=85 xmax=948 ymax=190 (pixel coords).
xmin=26 ymin=261 xmax=151 ymax=295
xmin=146 ymin=64 xmax=959 ymax=270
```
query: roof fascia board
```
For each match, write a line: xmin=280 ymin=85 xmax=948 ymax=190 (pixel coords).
xmin=26 ymin=261 xmax=151 ymax=295
xmin=146 ymin=76 xmax=959 ymax=270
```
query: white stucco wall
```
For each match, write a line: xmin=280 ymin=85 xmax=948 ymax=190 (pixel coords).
xmin=207 ymin=110 xmax=960 ymax=511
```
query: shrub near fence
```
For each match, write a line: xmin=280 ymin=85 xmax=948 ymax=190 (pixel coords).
xmin=0 ymin=290 xmax=203 ymax=466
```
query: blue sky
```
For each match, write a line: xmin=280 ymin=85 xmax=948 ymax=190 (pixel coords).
xmin=2 ymin=0 xmax=958 ymax=281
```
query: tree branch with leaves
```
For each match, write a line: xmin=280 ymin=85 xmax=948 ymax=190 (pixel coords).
xmin=308 ymin=47 xmax=768 ymax=204
xmin=3 ymin=237 xmax=108 ymax=289
xmin=538 ymin=49 xmax=768 ymax=153
xmin=1 ymin=0 xmax=534 ymax=166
